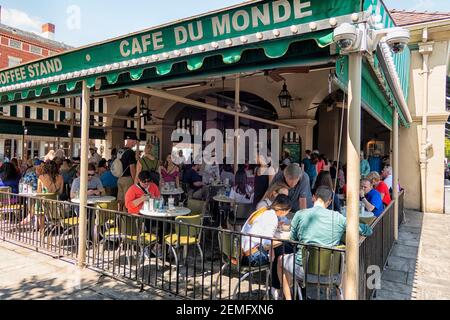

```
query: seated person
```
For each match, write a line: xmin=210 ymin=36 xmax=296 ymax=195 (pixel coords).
xmin=229 ymin=170 xmax=254 ymax=204
xmin=22 ymin=159 xmax=42 ymax=193
xmin=37 ymin=161 xmax=64 ymax=196
xmin=189 ymin=164 xmax=206 ymax=200
xmin=125 ymin=170 xmax=161 ymax=215
xmin=98 ymin=159 xmax=118 ymax=195
xmin=70 ymin=164 xmax=105 ymax=199
xmin=360 ymin=178 xmax=384 ymax=217
xmin=367 ymin=171 xmax=391 ymax=207
xmin=159 ymin=153 xmax=180 ymax=188
xmin=278 ymin=186 xmax=373 ymax=300
xmin=220 ymin=164 xmax=235 ymax=187
xmin=0 ymin=163 xmax=21 ymax=194
xmin=241 ymin=194 xmax=291 ymax=267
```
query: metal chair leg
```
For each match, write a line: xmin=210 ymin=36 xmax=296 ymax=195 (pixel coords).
xmin=214 ymin=263 xmax=229 ymax=299
xmin=233 ymin=272 xmax=251 ymax=299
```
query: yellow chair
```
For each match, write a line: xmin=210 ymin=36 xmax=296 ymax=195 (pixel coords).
xmin=164 ymin=215 xmax=204 ymax=271
xmin=0 ymin=187 xmax=23 ymax=224
xmin=215 ymin=230 xmax=270 ymax=300
xmin=41 ymin=194 xmax=78 ymax=249
xmin=116 ymin=215 xmax=158 ymax=269
xmin=296 ymin=245 xmax=345 ymax=300
xmin=186 ymin=199 xmax=207 ymax=216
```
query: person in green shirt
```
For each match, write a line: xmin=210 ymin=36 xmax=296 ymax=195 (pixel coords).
xmin=360 ymin=151 xmax=371 ymax=178
xmin=277 ymin=186 xmax=373 ymax=300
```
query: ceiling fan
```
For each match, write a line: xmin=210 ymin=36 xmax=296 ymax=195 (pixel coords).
xmin=308 ymin=90 xmax=345 ymax=112
xmin=264 ymin=67 xmax=310 ymax=82
xmin=137 ymin=97 xmax=164 ymax=123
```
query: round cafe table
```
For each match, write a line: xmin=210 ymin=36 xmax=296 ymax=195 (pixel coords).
xmin=160 ymin=188 xmax=184 ymax=206
xmin=71 ymin=196 xmax=116 ymax=205
xmin=71 ymin=196 xmax=117 ymax=243
xmin=140 ymin=207 xmax=191 ymax=219
xmin=213 ymin=195 xmax=235 ymax=204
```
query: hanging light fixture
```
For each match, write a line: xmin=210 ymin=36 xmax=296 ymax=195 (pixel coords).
xmin=278 ymin=81 xmax=293 ymax=109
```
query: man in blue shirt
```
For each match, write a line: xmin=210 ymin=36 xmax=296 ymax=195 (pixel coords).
xmin=98 ymin=160 xmax=118 ymax=188
xmin=361 ymin=178 xmax=384 ymax=217
xmin=98 ymin=160 xmax=118 ymax=196
xmin=278 ymin=186 xmax=373 ymax=300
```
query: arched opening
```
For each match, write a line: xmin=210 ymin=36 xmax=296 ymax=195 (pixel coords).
xmin=164 ymin=90 xmax=279 ymax=163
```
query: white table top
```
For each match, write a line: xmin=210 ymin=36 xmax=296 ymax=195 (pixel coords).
xmin=140 ymin=207 xmax=191 ymax=218
xmin=275 ymin=231 xmax=291 ymax=240
xmin=71 ymin=196 xmax=116 ymax=205
xmin=160 ymin=188 xmax=184 ymax=196
xmin=213 ymin=195 xmax=235 ymax=204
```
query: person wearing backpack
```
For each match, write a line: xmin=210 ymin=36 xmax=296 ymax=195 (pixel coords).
xmin=135 ymin=143 xmax=160 ymax=186
xmin=113 ymin=135 xmax=138 ymax=211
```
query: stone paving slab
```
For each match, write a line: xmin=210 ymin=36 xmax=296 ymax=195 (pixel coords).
xmin=373 ymin=209 xmax=450 ymax=300
xmin=0 ymin=240 xmax=174 ymax=300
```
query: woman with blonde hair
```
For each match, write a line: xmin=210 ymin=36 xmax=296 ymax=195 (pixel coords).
xmin=256 ymin=181 xmax=290 ymax=210
xmin=135 ymin=143 xmax=160 ymax=185
xmin=366 ymin=171 xmax=391 ymax=206
xmin=44 ymin=150 xmax=56 ymax=162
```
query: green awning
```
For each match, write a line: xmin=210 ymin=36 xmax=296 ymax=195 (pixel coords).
xmin=0 ymin=0 xmax=364 ymax=104
xmin=0 ymin=120 xmax=105 ymax=139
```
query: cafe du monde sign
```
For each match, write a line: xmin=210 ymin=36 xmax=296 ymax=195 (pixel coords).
xmin=0 ymin=0 xmax=357 ymax=89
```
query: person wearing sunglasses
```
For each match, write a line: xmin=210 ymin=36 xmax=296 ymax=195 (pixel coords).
xmin=125 ymin=170 xmax=161 ymax=215
xmin=70 ymin=164 xmax=105 ymax=200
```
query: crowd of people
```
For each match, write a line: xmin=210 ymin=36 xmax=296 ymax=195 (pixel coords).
xmin=0 ymin=137 xmax=400 ymax=299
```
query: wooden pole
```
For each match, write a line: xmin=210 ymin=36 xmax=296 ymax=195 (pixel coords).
xmin=345 ymin=52 xmax=362 ymax=300
xmin=77 ymin=81 xmax=90 ymax=268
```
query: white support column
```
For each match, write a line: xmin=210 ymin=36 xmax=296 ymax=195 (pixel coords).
xmin=393 ymin=110 xmax=399 ymax=240
xmin=0 ymin=139 xmax=4 ymax=155
xmin=234 ymin=75 xmax=240 ymax=174
xmin=11 ymin=139 xmax=16 ymax=158
xmin=345 ymin=52 xmax=362 ymax=300
xmin=78 ymin=81 xmax=90 ymax=268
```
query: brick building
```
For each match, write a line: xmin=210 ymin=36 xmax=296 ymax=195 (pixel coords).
xmin=0 ymin=20 xmax=106 ymax=160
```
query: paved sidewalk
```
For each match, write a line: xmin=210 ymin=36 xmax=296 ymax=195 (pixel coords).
xmin=0 ymin=241 xmax=174 ymax=300
xmin=373 ymin=209 xmax=450 ymax=300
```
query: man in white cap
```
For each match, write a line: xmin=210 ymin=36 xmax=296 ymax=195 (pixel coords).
xmin=88 ymin=146 xmax=102 ymax=166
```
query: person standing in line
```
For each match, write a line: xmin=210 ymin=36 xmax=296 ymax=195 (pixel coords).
xmin=253 ymin=155 xmax=276 ymax=209
xmin=117 ymin=135 xmax=138 ymax=211
xmin=88 ymin=147 xmax=102 ymax=166
xmin=360 ymin=151 xmax=371 ymax=178
xmin=135 ymin=143 xmax=160 ymax=185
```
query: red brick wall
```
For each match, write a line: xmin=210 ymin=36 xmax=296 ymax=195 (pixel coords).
xmin=0 ymin=32 xmax=66 ymax=69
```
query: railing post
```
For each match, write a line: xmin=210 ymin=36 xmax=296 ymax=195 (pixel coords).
xmin=77 ymin=81 xmax=90 ymax=268
xmin=345 ymin=51 xmax=362 ymax=300
xmin=393 ymin=110 xmax=399 ymax=240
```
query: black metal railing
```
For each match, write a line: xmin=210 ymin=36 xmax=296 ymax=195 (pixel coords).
xmin=358 ymin=190 xmax=405 ymax=300
xmin=3 ymin=190 xmax=408 ymax=300
xmin=0 ymin=191 xmax=346 ymax=300
xmin=0 ymin=191 xmax=80 ymax=260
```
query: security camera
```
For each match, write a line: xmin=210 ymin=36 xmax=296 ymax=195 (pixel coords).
xmin=333 ymin=23 xmax=360 ymax=52
xmin=385 ymin=28 xmax=410 ymax=53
